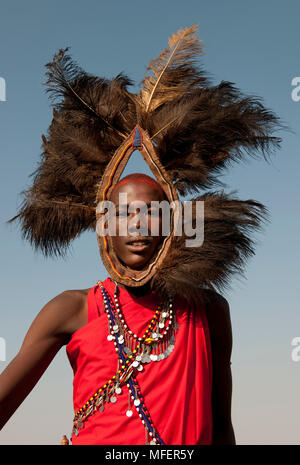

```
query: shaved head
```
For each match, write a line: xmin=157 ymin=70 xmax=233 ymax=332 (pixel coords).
xmin=110 ymin=173 xmax=167 ymax=202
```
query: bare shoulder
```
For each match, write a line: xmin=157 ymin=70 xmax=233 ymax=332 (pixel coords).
xmin=21 ymin=286 xmax=93 ymax=349
xmin=201 ymin=288 xmax=232 ymax=359
xmin=58 ymin=287 xmax=91 ymax=305
xmin=46 ymin=287 xmax=90 ymax=316
xmin=48 ymin=287 xmax=92 ymax=338
xmin=201 ymin=288 xmax=230 ymax=322
xmin=202 ymin=288 xmax=229 ymax=311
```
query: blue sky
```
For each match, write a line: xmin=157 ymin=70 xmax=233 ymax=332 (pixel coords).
xmin=0 ymin=0 xmax=300 ymax=444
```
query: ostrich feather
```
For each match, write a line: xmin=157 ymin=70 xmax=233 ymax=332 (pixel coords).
xmin=140 ymin=24 xmax=208 ymax=113
xmin=45 ymin=48 xmax=133 ymax=138
xmin=151 ymin=191 xmax=269 ymax=303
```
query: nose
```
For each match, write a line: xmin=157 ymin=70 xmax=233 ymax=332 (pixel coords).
xmin=128 ymin=211 xmax=149 ymax=235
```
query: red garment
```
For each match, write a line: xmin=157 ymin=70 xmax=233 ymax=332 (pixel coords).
xmin=66 ymin=277 xmax=213 ymax=445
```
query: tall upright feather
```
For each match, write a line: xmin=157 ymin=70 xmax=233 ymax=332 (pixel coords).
xmin=140 ymin=24 xmax=207 ymax=113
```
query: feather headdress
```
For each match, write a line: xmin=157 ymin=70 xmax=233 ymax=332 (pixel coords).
xmin=8 ymin=25 xmax=282 ymax=302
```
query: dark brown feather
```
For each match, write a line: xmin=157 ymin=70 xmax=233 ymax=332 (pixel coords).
xmin=150 ymin=191 xmax=269 ymax=303
xmin=146 ymin=81 xmax=282 ymax=195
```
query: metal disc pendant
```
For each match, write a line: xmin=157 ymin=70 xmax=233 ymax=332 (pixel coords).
xmin=115 ymin=387 xmax=122 ymax=395
xmin=132 ymin=360 xmax=139 ymax=368
xmin=110 ymin=396 xmax=117 ymax=403
xmin=107 ymin=334 xmax=114 ymax=341
xmin=95 ymin=397 xmax=102 ymax=406
xmin=150 ymin=354 xmax=158 ymax=361
xmin=126 ymin=409 xmax=133 ymax=417
xmin=134 ymin=399 xmax=141 ymax=406
xmin=137 ymin=364 xmax=143 ymax=371
xmin=142 ymin=354 xmax=151 ymax=363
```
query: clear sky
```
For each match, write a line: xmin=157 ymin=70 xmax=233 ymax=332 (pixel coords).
xmin=0 ymin=0 xmax=299 ymax=445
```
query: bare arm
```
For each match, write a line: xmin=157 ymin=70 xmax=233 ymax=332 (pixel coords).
xmin=0 ymin=290 xmax=84 ymax=431
xmin=205 ymin=291 xmax=236 ymax=445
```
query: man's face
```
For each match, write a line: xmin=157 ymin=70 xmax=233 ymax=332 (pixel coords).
xmin=109 ymin=179 xmax=168 ymax=270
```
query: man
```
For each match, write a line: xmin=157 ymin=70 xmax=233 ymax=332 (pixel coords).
xmin=1 ymin=24 xmax=280 ymax=444
xmin=0 ymin=172 xmax=235 ymax=445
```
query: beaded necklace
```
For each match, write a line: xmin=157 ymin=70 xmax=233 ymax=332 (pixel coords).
xmin=71 ymin=279 xmax=178 ymax=444
xmin=107 ymin=280 xmax=176 ymax=362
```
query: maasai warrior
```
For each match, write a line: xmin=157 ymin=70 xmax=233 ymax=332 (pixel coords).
xmin=0 ymin=25 xmax=281 ymax=445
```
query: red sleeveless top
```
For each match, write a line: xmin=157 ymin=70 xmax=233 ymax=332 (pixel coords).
xmin=66 ymin=277 xmax=213 ymax=445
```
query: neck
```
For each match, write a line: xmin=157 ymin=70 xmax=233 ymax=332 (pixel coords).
xmin=115 ymin=280 xmax=152 ymax=298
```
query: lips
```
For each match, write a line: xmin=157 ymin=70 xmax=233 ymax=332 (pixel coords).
xmin=126 ymin=238 xmax=152 ymax=252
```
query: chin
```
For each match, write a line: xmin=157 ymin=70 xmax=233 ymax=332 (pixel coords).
xmin=127 ymin=260 xmax=148 ymax=270
xmin=125 ymin=255 xmax=151 ymax=270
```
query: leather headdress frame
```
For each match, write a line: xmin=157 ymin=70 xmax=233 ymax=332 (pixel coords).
xmin=96 ymin=126 xmax=180 ymax=288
